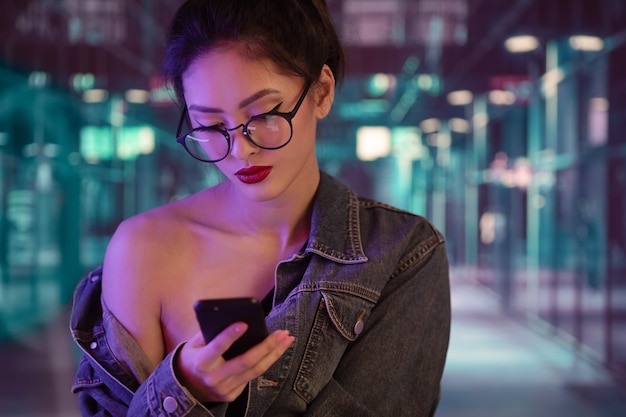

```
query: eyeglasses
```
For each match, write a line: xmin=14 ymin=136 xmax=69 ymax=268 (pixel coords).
xmin=176 ymin=81 xmax=312 ymax=163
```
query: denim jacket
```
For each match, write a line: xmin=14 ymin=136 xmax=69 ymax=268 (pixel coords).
xmin=70 ymin=171 xmax=450 ymax=417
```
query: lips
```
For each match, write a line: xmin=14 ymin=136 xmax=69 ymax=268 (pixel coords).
xmin=234 ymin=166 xmax=273 ymax=184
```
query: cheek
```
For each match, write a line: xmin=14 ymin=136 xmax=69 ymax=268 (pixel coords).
xmin=290 ymin=120 xmax=317 ymax=155
xmin=292 ymin=102 xmax=319 ymax=143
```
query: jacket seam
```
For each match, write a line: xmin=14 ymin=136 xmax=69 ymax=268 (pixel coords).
xmin=348 ymin=191 xmax=365 ymax=257
xmin=295 ymin=282 xmax=380 ymax=303
xmin=390 ymin=233 xmax=444 ymax=280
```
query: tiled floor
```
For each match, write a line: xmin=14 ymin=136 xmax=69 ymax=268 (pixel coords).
xmin=438 ymin=271 xmax=626 ymax=417
xmin=0 ymin=306 xmax=80 ymax=417
xmin=1 ymin=268 xmax=625 ymax=416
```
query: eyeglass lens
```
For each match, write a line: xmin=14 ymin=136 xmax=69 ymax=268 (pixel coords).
xmin=183 ymin=114 xmax=291 ymax=162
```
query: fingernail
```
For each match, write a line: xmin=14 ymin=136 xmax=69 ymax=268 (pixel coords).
xmin=273 ymin=330 xmax=291 ymax=343
xmin=282 ymin=336 xmax=295 ymax=348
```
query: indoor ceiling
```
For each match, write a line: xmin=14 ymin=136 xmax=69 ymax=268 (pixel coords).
xmin=1 ymin=0 xmax=625 ymax=129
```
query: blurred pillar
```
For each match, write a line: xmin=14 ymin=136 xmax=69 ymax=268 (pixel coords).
xmin=465 ymin=95 xmax=487 ymax=267
xmin=430 ymin=121 xmax=450 ymax=236
xmin=525 ymin=44 xmax=545 ymax=319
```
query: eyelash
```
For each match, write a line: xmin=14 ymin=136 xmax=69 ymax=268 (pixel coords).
xmin=196 ymin=102 xmax=284 ymax=129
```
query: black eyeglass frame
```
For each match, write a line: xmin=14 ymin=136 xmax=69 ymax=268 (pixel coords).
xmin=175 ymin=80 xmax=313 ymax=163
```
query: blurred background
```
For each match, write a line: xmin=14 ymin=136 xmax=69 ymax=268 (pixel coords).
xmin=1 ymin=0 xmax=625 ymax=416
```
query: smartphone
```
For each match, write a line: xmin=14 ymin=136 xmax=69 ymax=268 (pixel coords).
xmin=194 ymin=297 xmax=269 ymax=360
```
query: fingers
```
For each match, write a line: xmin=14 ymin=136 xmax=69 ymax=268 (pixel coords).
xmin=239 ymin=330 xmax=295 ymax=372
xmin=204 ymin=329 xmax=295 ymax=401
xmin=177 ymin=325 xmax=294 ymax=403
xmin=187 ymin=328 xmax=209 ymax=348
xmin=201 ymin=322 xmax=249 ymax=358
xmin=176 ymin=324 xmax=246 ymax=401
xmin=222 ymin=330 xmax=294 ymax=378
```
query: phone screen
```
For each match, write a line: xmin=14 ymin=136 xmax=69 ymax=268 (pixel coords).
xmin=194 ymin=297 xmax=269 ymax=359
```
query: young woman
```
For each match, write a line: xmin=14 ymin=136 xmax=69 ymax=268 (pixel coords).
xmin=70 ymin=0 xmax=451 ymax=416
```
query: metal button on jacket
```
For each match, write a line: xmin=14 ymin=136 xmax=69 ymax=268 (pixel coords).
xmin=354 ymin=309 xmax=366 ymax=335
xmin=163 ymin=396 xmax=178 ymax=413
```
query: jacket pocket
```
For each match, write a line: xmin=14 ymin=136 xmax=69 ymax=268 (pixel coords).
xmin=72 ymin=355 xmax=136 ymax=416
xmin=72 ymin=355 xmax=104 ymax=393
xmin=293 ymin=290 xmax=375 ymax=404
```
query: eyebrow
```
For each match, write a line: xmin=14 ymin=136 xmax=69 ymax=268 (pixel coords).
xmin=187 ymin=88 xmax=281 ymax=113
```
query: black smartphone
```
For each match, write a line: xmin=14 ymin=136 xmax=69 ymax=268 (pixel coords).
xmin=194 ymin=297 xmax=269 ymax=360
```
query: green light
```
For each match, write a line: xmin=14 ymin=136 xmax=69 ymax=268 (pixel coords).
xmin=80 ymin=125 xmax=156 ymax=162
xmin=416 ymin=74 xmax=441 ymax=94
xmin=402 ymin=56 xmax=420 ymax=75
xmin=71 ymin=73 xmax=96 ymax=92
xmin=117 ymin=126 xmax=155 ymax=160
xmin=367 ymin=74 xmax=394 ymax=97
xmin=28 ymin=72 xmax=49 ymax=87
xmin=80 ymin=126 xmax=114 ymax=162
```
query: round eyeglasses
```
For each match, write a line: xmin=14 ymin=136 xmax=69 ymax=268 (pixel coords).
xmin=176 ymin=81 xmax=312 ymax=163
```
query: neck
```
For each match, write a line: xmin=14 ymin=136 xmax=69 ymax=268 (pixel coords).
xmin=223 ymin=169 xmax=319 ymax=251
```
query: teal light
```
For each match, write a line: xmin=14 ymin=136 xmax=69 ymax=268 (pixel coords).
xmin=117 ymin=126 xmax=155 ymax=160
xmin=415 ymin=74 xmax=441 ymax=94
xmin=80 ymin=125 xmax=155 ymax=162
xmin=366 ymin=73 xmax=394 ymax=97
xmin=80 ymin=126 xmax=114 ymax=162
xmin=71 ymin=73 xmax=96 ymax=92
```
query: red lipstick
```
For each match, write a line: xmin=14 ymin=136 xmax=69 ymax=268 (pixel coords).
xmin=234 ymin=166 xmax=272 ymax=184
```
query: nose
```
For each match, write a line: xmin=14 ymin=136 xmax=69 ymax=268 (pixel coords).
xmin=227 ymin=124 xmax=260 ymax=160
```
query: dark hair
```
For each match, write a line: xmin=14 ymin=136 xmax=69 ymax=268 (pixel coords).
xmin=163 ymin=0 xmax=344 ymax=104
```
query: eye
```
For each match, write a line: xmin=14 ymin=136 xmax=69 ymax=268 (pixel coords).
xmin=195 ymin=121 xmax=226 ymax=131
xmin=265 ymin=102 xmax=283 ymax=115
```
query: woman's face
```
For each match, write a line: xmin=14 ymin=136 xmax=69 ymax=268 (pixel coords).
xmin=182 ymin=46 xmax=333 ymax=203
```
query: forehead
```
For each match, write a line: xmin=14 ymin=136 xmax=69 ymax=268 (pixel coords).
xmin=187 ymin=50 xmax=259 ymax=79
xmin=182 ymin=41 xmax=290 ymax=84
xmin=182 ymin=47 xmax=301 ymax=111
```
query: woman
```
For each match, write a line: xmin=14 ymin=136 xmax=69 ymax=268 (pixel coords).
xmin=70 ymin=0 xmax=451 ymax=416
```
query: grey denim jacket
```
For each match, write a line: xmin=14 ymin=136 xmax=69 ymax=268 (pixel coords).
xmin=70 ymin=171 xmax=451 ymax=417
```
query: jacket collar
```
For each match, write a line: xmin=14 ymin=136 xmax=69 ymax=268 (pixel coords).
xmin=305 ymin=171 xmax=368 ymax=264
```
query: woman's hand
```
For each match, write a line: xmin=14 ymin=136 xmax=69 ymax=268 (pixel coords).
xmin=175 ymin=323 xmax=295 ymax=403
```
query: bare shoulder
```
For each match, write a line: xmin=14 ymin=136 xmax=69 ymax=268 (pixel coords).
xmin=101 ymin=193 xmax=209 ymax=364
xmin=103 ymin=202 xmax=188 ymax=279
xmin=103 ymin=188 xmax=218 ymax=275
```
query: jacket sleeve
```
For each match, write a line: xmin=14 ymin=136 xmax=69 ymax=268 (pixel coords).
xmin=70 ymin=268 xmax=228 ymax=417
xmin=304 ymin=241 xmax=450 ymax=417
xmin=75 ymin=345 xmax=229 ymax=417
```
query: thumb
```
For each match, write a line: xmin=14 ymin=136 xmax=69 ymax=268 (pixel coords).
xmin=208 ymin=322 xmax=249 ymax=357
xmin=188 ymin=330 xmax=208 ymax=347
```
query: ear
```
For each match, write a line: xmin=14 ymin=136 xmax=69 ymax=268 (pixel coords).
xmin=314 ymin=65 xmax=335 ymax=120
